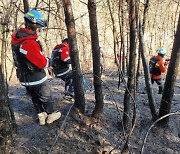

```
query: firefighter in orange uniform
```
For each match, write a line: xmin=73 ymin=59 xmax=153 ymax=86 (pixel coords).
xmin=149 ymin=48 xmax=169 ymax=94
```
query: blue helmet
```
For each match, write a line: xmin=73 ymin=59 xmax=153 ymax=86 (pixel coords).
xmin=24 ymin=10 xmax=47 ymax=27
xmin=157 ymin=48 xmax=166 ymax=55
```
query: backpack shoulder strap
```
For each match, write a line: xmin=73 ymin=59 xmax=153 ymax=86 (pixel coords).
xmin=149 ymin=56 xmax=160 ymax=73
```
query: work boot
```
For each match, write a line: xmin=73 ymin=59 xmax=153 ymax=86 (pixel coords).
xmin=64 ymin=90 xmax=74 ymax=100
xmin=38 ymin=112 xmax=48 ymax=125
xmin=46 ymin=111 xmax=61 ymax=124
xmin=63 ymin=90 xmax=74 ymax=101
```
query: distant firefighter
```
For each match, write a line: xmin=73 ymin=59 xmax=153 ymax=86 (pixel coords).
xmin=51 ymin=38 xmax=74 ymax=99
xmin=149 ymin=48 xmax=169 ymax=94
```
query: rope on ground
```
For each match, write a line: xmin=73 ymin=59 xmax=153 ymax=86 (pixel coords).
xmin=48 ymin=103 xmax=74 ymax=154
xmin=141 ymin=112 xmax=180 ymax=154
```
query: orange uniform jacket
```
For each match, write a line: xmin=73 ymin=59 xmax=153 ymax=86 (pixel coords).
xmin=150 ymin=55 xmax=168 ymax=80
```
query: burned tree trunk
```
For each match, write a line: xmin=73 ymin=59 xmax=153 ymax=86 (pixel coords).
xmin=139 ymin=24 xmax=158 ymax=121
xmin=0 ymin=65 xmax=15 ymax=153
xmin=63 ymin=0 xmax=85 ymax=114
xmin=158 ymin=14 xmax=180 ymax=125
xmin=137 ymin=0 xmax=158 ymax=121
xmin=123 ymin=0 xmax=137 ymax=129
xmin=88 ymin=0 xmax=104 ymax=118
xmin=107 ymin=0 xmax=119 ymax=64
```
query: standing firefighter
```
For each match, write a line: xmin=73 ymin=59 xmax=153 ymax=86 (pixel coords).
xmin=11 ymin=10 xmax=61 ymax=125
xmin=51 ymin=38 xmax=74 ymax=99
xmin=149 ymin=48 xmax=169 ymax=94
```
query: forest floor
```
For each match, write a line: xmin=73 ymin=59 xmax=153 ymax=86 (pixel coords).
xmin=8 ymin=70 xmax=180 ymax=154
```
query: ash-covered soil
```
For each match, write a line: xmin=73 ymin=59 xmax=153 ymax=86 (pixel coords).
xmin=8 ymin=70 xmax=180 ymax=154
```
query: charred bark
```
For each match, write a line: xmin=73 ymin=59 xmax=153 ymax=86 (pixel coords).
xmin=88 ymin=0 xmax=104 ymax=118
xmin=0 ymin=65 xmax=15 ymax=153
xmin=139 ymin=24 xmax=158 ymax=121
xmin=63 ymin=0 xmax=85 ymax=114
xmin=138 ymin=0 xmax=158 ymax=121
xmin=123 ymin=0 xmax=137 ymax=129
xmin=158 ymin=14 xmax=180 ymax=125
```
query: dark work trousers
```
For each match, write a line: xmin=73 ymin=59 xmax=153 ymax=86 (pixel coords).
xmin=58 ymin=71 xmax=74 ymax=93
xmin=151 ymin=78 xmax=163 ymax=93
xmin=26 ymin=81 xmax=54 ymax=114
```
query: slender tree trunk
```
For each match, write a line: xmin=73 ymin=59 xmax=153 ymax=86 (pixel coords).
xmin=63 ymin=0 xmax=85 ymax=114
xmin=117 ymin=0 xmax=125 ymax=87
xmin=88 ymin=0 xmax=104 ymax=119
xmin=139 ymin=23 xmax=158 ymax=121
xmin=107 ymin=0 xmax=118 ymax=64
xmin=158 ymin=14 xmax=180 ymax=125
xmin=136 ymin=48 xmax=141 ymax=89
xmin=34 ymin=0 xmax=39 ymax=9
xmin=123 ymin=0 xmax=137 ymax=129
xmin=135 ymin=0 xmax=140 ymax=90
xmin=126 ymin=32 xmax=129 ymax=74
xmin=44 ymin=0 xmax=51 ymax=54
xmin=23 ymin=0 xmax=29 ymax=13
xmin=142 ymin=0 xmax=149 ymax=33
xmin=139 ymin=0 xmax=158 ymax=121
xmin=117 ymin=0 xmax=122 ymax=88
xmin=1 ymin=25 xmax=5 ymax=73
xmin=121 ymin=3 xmax=126 ymax=73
